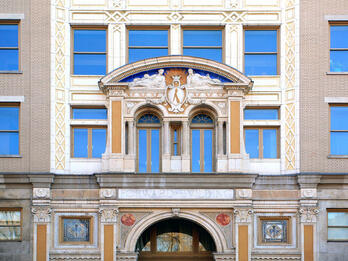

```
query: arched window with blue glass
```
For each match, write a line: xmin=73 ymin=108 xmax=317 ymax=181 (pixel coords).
xmin=190 ymin=113 xmax=215 ymax=172
xmin=137 ymin=113 xmax=162 ymax=172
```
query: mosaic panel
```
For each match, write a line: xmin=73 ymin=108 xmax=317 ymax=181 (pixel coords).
xmin=261 ymin=219 xmax=288 ymax=243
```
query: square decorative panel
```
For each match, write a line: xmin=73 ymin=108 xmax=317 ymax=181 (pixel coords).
xmin=61 ymin=217 xmax=91 ymax=243
xmin=260 ymin=218 xmax=289 ymax=244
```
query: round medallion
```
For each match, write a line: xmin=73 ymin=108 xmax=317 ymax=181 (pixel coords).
xmin=216 ymin=213 xmax=231 ymax=226
xmin=121 ymin=213 xmax=136 ymax=226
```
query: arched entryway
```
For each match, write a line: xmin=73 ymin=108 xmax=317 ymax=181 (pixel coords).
xmin=135 ymin=218 xmax=216 ymax=261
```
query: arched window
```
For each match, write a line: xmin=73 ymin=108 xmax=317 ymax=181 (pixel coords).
xmin=137 ymin=113 xmax=161 ymax=172
xmin=191 ymin=113 xmax=214 ymax=172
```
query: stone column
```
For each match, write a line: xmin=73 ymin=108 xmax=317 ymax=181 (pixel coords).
xmin=218 ymin=120 xmax=224 ymax=156
xmin=234 ymin=207 xmax=253 ymax=261
xmin=127 ymin=120 xmax=134 ymax=155
xmin=181 ymin=120 xmax=190 ymax=172
xmin=163 ymin=120 xmax=170 ymax=155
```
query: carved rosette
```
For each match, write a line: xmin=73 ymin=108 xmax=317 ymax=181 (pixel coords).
xmin=100 ymin=188 xmax=116 ymax=199
xmin=32 ymin=206 xmax=51 ymax=223
xmin=234 ymin=208 xmax=253 ymax=223
xmin=99 ymin=208 xmax=119 ymax=223
xmin=236 ymin=189 xmax=252 ymax=199
xmin=33 ymin=188 xmax=50 ymax=199
xmin=299 ymin=207 xmax=320 ymax=223
xmin=300 ymin=188 xmax=317 ymax=199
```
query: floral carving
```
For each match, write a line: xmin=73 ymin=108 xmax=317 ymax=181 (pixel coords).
xmin=100 ymin=208 xmax=119 ymax=223
xmin=33 ymin=188 xmax=50 ymax=199
xmin=234 ymin=208 xmax=253 ymax=223
xmin=32 ymin=206 xmax=51 ymax=223
xmin=299 ymin=207 xmax=319 ymax=223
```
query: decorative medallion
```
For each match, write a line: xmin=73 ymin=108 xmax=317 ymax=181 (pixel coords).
xmin=216 ymin=213 xmax=231 ymax=226
xmin=165 ymin=69 xmax=188 ymax=113
xmin=121 ymin=213 xmax=136 ymax=226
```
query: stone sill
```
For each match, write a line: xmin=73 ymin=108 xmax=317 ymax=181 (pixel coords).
xmin=0 ymin=155 xmax=22 ymax=158
xmin=328 ymin=155 xmax=348 ymax=159
xmin=0 ymin=71 xmax=23 ymax=74
xmin=326 ymin=72 xmax=348 ymax=75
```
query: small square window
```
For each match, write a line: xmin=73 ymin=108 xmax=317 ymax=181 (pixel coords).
xmin=244 ymin=128 xmax=279 ymax=159
xmin=330 ymin=24 xmax=348 ymax=72
xmin=259 ymin=217 xmax=290 ymax=244
xmin=0 ymin=104 xmax=19 ymax=155
xmin=327 ymin=209 xmax=348 ymax=241
xmin=60 ymin=216 xmax=92 ymax=244
xmin=330 ymin=105 xmax=348 ymax=155
xmin=72 ymin=27 xmax=107 ymax=75
xmin=0 ymin=22 xmax=19 ymax=71
xmin=0 ymin=209 xmax=21 ymax=241
xmin=244 ymin=28 xmax=279 ymax=76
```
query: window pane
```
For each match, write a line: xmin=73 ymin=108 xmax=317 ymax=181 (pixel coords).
xmin=0 ymin=211 xmax=21 ymax=224
xmin=0 ymin=49 xmax=18 ymax=71
xmin=331 ymin=132 xmax=348 ymax=155
xmin=151 ymin=129 xmax=160 ymax=172
xmin=157 ymin=232 xmax=193 ymax=252
xmin=138 ymin=129 xmax=147 ymax=172
xmin=245 ymin=54 xmax=277 ymax=75
xmin=183 ymin=30 xmax=222 ymax=46
xmin=138 ymin=114 xmax=160 ymax=124
xmin=0 ymin=107 xmax=19 ymax=130
xmin=328 ymin=212 xmax=348 ymax=226
xmin=0 ymin=132 xmax=19 ymax=155
xmin=244 ymin=109 xmax=278 ymax=120
xmin=129 ymin=30 xmax=168 ymax=47
xmin=331 ymin=106 xmax=348 ymax=130
xmin=328 ymin=228 xmax=348 ymax=240
xmin=74 ymin=30 xmax=106 ymax=52
xmin=330 ymin=26 xmax=348 ymax=49
xmin=73 ymin=128 xmax=88 ymax=157
xmin=92 ymin=129 xmax=106 ymax=158
xmin=0 ymin=227 xmax=21 ymax=240
xmin=0 ymin=24 xmax=18 ymax=47
xmin=74 ymin=54 xmax=106 ymax=75
xmin=183 ymin=48 xmax=222 ymax=62
xmin=263 ymin=129 xmax=277 ymax=158
xmin=245 ymin=129 xmax=259 ymax=158
xmin=73 ymin=108 xmax=107 ymax=120
xmin=192 ymin=114 xmax=213 ymax=124
xmin=128 ymin=48 xmax=168 ymax=63
xmin=204 ymin=130 xmax=213 ymax=172
xmin=330 ymin=50 xmax=348 ymax=72
xmin=245 ymin=30 xmax=277 ymax=52
xmin=192 ymin=130 xmax=201 ymax=172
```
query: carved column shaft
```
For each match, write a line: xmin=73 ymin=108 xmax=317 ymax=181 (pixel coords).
xmin=182 ymin=120 xmax=189 ymax=155
xmin=163 ymin=121 xmax=170 ymax=155
xmin=218 ymin=121 xmax=224 ymax=155
xmin=128 ymin=120 xmax=135 ymax=155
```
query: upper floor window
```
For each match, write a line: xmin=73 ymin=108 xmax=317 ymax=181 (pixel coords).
xmin=191 ymin=113 xmax=214 ymax=172
xmin=128 ymin=28 xmax=169 ymax=64
xmin=0 ymin=23 xmax=19 ymax=71
xmin=137 ymin=113 xmax=161 ymax=172
xmin=327 ymin=209 xmax=348 ymax=241
xmin=183 ymin=28 xmax=223 ymax=62
xmin=330 ymin=105 xmax=348 ymax=155
xmin=72 ymin=27 xmax=107 ymax=75
xmin=244 ymin=28 xmax=278 ymax=76
xmin=0 ymin=104 xmax=19 ymax=156
xmin=0 ymin=209 xmax=21 ymax=241
xmin=330 ymin=24 xmax=348 ymax=72
xmin=71 ymin=108 xmax=107 ymax=158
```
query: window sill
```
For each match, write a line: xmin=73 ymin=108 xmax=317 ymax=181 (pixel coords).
xmin=327 ymin=240 xmax=348 ymax=242
xmin=249 ymin=158 xmax=280 ymax=162
xmin=328 ymin=155 xmax=348 ymax=159
xmin=247 ymin=75 xmax=280 ymax=78
xmin=71 ymin=74 xmax=104 ymax=77
xmin=0 ymin=71 xmax=23 ymax=74
xmin=0 ymin=155 xmax=22 ymax=158
xmin=70 ymin=158 xmax=102 ymax=161
xmin=326 ymin=72 xmax=348 ymax=75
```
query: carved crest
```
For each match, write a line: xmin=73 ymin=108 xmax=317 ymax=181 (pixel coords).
xmin=165 ymin=69 xmax=188 ymax=113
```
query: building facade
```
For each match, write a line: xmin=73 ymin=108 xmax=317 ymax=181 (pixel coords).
xmin=0 ymin=0 xmax=347 ymax=261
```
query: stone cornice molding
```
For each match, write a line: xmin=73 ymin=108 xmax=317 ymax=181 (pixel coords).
xmin=297 ymin=174 xmax=321 ymax=189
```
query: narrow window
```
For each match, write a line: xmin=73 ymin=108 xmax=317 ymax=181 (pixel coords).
xmin=171 ymin=124 xmax=181 ymax=156
xmin=0 ymin=22 xmax=19 ymax=71
xmin=330 ymin=24 xmax=348 ymax=72
xmin=0 ymin=104 xmax=19 ymax=155
xmin=330 ymin=105 xmax=348 ymax=155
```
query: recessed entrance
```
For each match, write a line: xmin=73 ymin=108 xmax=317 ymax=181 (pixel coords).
xmin=136 ymin=218 xmax=216 ymax=261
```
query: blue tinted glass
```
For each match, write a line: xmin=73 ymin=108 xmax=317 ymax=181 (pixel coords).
xmin=245 ymin=129 xmax=259 ymax=158
xmin=151 ymin=129 xmax=160 ymax=172
xmin=244 ymin=109 xmax=278 ymax=120
xmin=74 ymin=54 xmax=106 ymax=75
xmin=0 ymin=49 xmax=19 ymax=71
xmin=204 ymin=130 xmax=213 ymax=172
xmin=73 ymin=108 xmax=107 ymax=120
xmin=174 ymin=144 xmax=177 ymax=155
xmin=183 ymin=48 xmax=222 ymax=62
xmin=138 ymin=114 xmax=160 ymax=124
xmin=192 ymin=130 xmax=201 ymax=172
xmin=183 ymin=30 xmax=222 ymax=46
xmin=0 ymin=25 xmax=18 ymax=47
xmin=263 ymin=129 xmax=277 ymax=158
xmin=74 ymin=30 xmax=106 ymax=52
xmin=245 ymin=30 xmax=277 ymax=52
xmin=330 ymin=51 xmax=348 ymax=72
xmin=129 ymin=30 xmax=168 ymax=47
xmin=73 ymin=128 xmax=88 ymax=157
xmin=0 ymin=132 xmax=19 ymax=155
xmin=331 ymin=107 xmax=348 ymax=130
xmin=138 ymin=129 xmax=147 ymax=172
xmin=331 ymin=132 xmax=348 ymax=155
xmin=330 ymin=26 xmax=348 ymax=48
xmin=92 ymin=129 xmax=106 ymax=158
xmin=128 ymin=48 xmax=168 ymax=63
xmin=245 ymin=54 xmax=277 ymax=75
xmin=0 ymin=107 xmax=19 ymax=130
xmin=192 ymin=114 xmax=213 ymax=124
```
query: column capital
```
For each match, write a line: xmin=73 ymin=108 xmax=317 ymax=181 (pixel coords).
xmin=32 ymin=206 xmax=51 ymax=223
xmin=99 ymin=207 xmax=119 ymax=223
xmin=233 ymin=208 xmax=253 ymax=223
xmin=299 ymin=207 xmax=320 ymax=223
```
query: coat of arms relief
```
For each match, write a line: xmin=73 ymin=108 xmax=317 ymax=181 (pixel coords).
xmin=128 ymin=68 xmax=223 ymax=113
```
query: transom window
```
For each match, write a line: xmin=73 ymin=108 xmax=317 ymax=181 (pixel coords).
xmin=330 ymin=24 xmax=348 ymax=72
xmin=191 ymin=113 xmax=214 ymax=172
xmin=327 ymin=209 xmax=348 ymax=241
xmin=128 ymin=28 xmax=169 ymax=63
xmin=137 ymin=113 xmax=161 ymax=172
xmin=183 ymin=29 xmax=223 ymax=62
xmin=72 ymin=27 xmax=107 ymax=75
xmin=0 ymin=23 xmax=19 ymax=71
xmin=330 ymin=105 xmax=348 ymax=155
xmin=0 ymin=209 xmax=21 ymax=241
xmin=0 ymin=104 xmax=19 ymax=155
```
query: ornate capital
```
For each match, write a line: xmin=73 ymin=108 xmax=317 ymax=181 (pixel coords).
xmin=33 ymin=188 xmax=50 ymax=199
xmin=234 ymin=208 xmax=253 ymax=223
xmin=99 ymin=207 xmax=119 ymax=223
xmin=299 ymin=207 xmax=320 ymax=223
xmin=32 ymin=206 xmax=51 ymax=223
